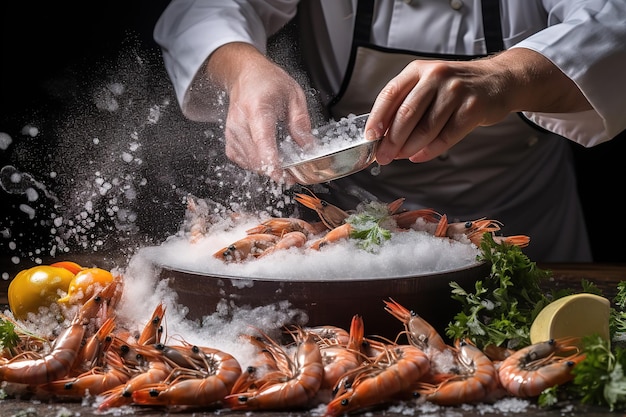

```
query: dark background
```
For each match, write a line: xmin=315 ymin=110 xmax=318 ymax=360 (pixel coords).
xmin=1 ymin=1 xmax=167 ymax=118
xmin=0 ymin=0 xmax=197 ymax=264
xmin=1 ymin=2 xmax=624 ymax=263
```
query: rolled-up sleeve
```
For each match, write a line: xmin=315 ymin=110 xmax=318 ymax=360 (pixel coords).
xmin=154 ymin=0 xmax=297 ymax=121
xmin=512 ymin=0 xmax=626 ymax=146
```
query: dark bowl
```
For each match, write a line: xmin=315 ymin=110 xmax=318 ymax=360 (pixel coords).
xmin=156 ymin=261 xmax=489 ymax=339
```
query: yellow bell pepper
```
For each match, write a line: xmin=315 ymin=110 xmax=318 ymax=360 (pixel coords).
xmin=57 ymin=267 xmax=115 ymax=305
xmin=8 ymin=265 xmax=75 ymax=320
xmin=50 ymin=261 xmax=84 ymax=275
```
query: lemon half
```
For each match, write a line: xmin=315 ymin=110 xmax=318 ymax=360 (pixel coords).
xmin=530 ymin=293 xmax=610 ymax=344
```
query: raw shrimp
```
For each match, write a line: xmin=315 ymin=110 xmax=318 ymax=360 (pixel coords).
xmin=438 ymin=215 xmax=529 ymax=247
xmin=441 ymin=217 xmax=501 ymax=239
xmin=109 ymin=336 xmax=150 ymax=369
xmin=492 ymin=234 xmax=531 ymax=248
xmin=246 ymin=217 xmax=325 ymax=236
xmin=325 ymin=344 xmax=430 ymax=417
xmin=309 ymin=223 xmax=354 ymax=250
xmin=38 ymin=350 xmax=131 ymax=398
xmin=383 ymin=298 xmax=448 ymax=353
xmin=131 ymin=342 xmax=207 ymax=372
xmin=136 ymin=302 xmax=166 ymax=346
xmin=498 ymin=337 xmax=585 ymax=397
xmin=223 ymin=329 xmax=323 ymax=410
xmin=294 ymin=191 xmax=349 ymax=229
xmin=257 ymin=231 xmax=308 ymax=258
xmin=415 ymin=339 xmax=501 ymax=405
xmin=229 ymin=333 xmax=283 ymax=395
xmin=131 ymin=347 xmax=241 ymax=407
xmin=71 ymin=317 xmax=116 ymax=375
xmin=213 ymin=233 xmax=279 ymax=262
xmin=98 ymin=360 xmax=172 ymax=410
xmin=318 ymin=315 xmax=366 ymax=390
xmin=391 ymin=208 xmax=441 ymax=230
xmin=0 ymin=280 xmax=121 ymax=385
xmin=307 ymin=325 xmax=351 ymax=346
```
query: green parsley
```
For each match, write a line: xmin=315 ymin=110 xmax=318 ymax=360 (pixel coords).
xmin=0 ymin=317 xmax=21 ymax=356
xmin=571 ymin=335 xmax=626 ymax=410
xmin=345 ymin=201 xmax=394 ymax=252
xmin=610 ymin=281 xmax=626 ymax=337
xmin=537 ymin=386 xmax=560 ymax=408
xmin=445 ymin=233 xmax=552 ymax=350
xmin=436 ymin=228 xmax=626 ymax=410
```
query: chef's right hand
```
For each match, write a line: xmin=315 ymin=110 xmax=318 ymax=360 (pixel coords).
xmin=207 ymin=42 xmax=314 ymax=184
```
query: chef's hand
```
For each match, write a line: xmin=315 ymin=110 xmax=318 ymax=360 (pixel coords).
xmin=364 ymin=48 xmax=592 ymax=165
xmin=206 ymin=42 xmax=314 ymax=183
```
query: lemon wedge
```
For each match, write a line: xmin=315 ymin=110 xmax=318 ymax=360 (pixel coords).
xmin=530 ymin=293 xmax=610 ymax=344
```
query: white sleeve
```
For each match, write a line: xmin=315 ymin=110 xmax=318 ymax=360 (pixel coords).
xmin=512 ymin=0 xmax=626 ymax=146
xmin=153 ymin=0 xmax=298 ymax=122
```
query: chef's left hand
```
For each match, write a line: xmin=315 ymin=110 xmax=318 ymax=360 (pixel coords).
xmin=364 ymin=48 xmax=591 ymax=165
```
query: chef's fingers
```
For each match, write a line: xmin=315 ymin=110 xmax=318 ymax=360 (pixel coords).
xmin=224 ymin=104 xmax=283 ymax=182
xmin=274 ymin=88 xmax=313 ymax=184
xmin=392 ymin=81 xmax=462 ymax=160
xmin=407 ymin=99 xmax=478 ymax=163
xmin=224 ymin=108 xmax=253 ymax=168
xmin=285 ymin=92 xmax=316 ymax=150
xmin=391 ymin=101 xmax=447 ymax=161
xmin=248 ymin=111 xmax=286 ymax=181
xmin=365 ymin=65 xmax=421 ymax=150
xmin=373 ymin=68 xmax=439 ymax=164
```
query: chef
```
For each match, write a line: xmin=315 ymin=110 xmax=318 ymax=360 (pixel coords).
xmin=153 ymin=1 xmax=626 ymax=262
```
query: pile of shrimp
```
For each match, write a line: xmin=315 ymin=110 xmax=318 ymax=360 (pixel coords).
xmin=190 ymin=190 xmax=531 ymax=263
xmin=0 ymin=278 xmax=585 ymax=415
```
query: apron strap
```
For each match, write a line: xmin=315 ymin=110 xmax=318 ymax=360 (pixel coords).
xmin=353 ymin=0 xmax=375 ymax=44
xmin=353 ymin=0 xmax=504 ymax=53
xmin=480 ymin=0 xmax=504 ymax=53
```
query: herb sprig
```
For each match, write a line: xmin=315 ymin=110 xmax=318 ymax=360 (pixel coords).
xmin=571 ymin=335 xmax=626 ymax=410
xmin=0 ymin=317 xmax=23 ymax=357
xmin=345 ymin=201 xmax=394 ymax=252
xmin=611 ymin=281 xmax=626 ymax=337
xmin=445 ymin=233 xmax=553 ymax=350
xmin=446 ymin=233 xmax=626 ymax=410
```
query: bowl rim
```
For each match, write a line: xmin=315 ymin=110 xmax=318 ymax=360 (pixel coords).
xmin=146 ymin=250 xmax=486 ymax=284
xmin=281 ymin=137 xmax=379 ymax=170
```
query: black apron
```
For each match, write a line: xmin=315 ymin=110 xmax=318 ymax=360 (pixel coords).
xmin=298 ymin=0 xmax=591 ymax=262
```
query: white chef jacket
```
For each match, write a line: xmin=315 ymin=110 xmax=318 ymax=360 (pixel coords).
xmin=154 ymin=0 xmax=626 ymax=146
xmin=153 ymin=1 xmax=626 ymax=262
